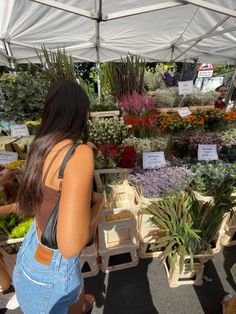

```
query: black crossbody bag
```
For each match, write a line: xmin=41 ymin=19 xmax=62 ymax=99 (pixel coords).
xmin=41 ymin=141 xmax=82 ymax=249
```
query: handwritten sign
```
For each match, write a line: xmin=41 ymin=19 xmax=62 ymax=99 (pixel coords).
xmin=198 ymin=144 xmax=218 ymax=161
xmin=10 ymin=124 xmax=29 ymax=137
xmin=178 ymin=80 xmax=193 ymax=95
xmin=177 ymin=107 xmax=192 ymax=118
xmin=0 ymin=151 xmax=18 ymax=165
xmin=143 ymin=151 xmax=166 ymax=170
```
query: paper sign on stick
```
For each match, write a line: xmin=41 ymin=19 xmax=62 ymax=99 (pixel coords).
xmin=143 ymin=151 xmax=166 ymax=170
xmin=11 ymin=124 xmax=29 ymax=137
xmin=198 ymin=144 xmax=218 ymax=161
xmin=0 ymin=151 xmax=18 ymax=165
xmin=178 ymin=81 xmax=193 ymax=95
xmin=177 ymin=107 xmax=192 ymax=118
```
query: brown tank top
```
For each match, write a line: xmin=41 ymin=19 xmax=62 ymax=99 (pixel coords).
xmin=35 ymin=144 xmax=70 ymax=232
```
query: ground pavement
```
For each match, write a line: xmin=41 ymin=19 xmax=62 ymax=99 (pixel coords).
xmin=1 ymin=246 xmax=235 ymax=314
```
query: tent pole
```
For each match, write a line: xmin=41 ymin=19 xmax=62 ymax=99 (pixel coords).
xmin=225 ymin=66 xmax=236 ymax=106
xmin=95 ymin=0 xmax=102 ymax=101
xmin=2 ymin=40 xmax=16 ymax=74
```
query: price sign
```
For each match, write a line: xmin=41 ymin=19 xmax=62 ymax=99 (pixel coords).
xmin=10 ymin=124 xmax=29 ymax=137
xmin=198 ymin=144 xmax=218 ymax=161
xmin=178 ymin=80 xmax=193 ymax=95
xmin=0 ymin=151 xmax=18 ymax=165
xmin=143 ymin=151 xmax=166 ymax=170
xmin=177 ymin=107 xmax=192 ymax=118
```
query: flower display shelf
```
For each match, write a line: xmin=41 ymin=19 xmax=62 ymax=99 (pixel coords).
xmin=94 ymin=168 xmax=131 ymax=191
xmin=156 ymin=105 xmax=214 ymax=114
xmin=163 ymin=249 xmax=214 ymax=288
xmin=221 ymin=225 xmax=236 ymax=247
xmin=80 ymin=240 xmax=100 ymax=278
xmin=90 ymin=110 xmax=120 ymax=120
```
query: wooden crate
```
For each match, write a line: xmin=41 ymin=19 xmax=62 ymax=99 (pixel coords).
xmin=98 ymin=208 xmax=138 ymax=252
xmin=138 ymin=235 xmax=162 ymax=259
xmin=221 ymin=226 xmax=236 ymax=247
xmin=163 ymin=250 xmax=213 ymax=288
xmin=80 ymin=254 xmax=100 ymax=278
xmin=100 ymin=246 xmax=139 ymax=273
xmin=105 ymin=184 xmax=141 ymax=215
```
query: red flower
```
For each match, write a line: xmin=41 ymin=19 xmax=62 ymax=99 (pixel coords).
xmin=119 ymin=155 xmax=136 ymax=168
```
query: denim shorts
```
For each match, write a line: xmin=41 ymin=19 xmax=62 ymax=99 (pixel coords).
xmin=13 ymin=223 xmax=83 ymax=314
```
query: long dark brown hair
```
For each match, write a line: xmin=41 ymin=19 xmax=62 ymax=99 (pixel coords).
xmin=18 ymin=80 xmax=90 ymax=217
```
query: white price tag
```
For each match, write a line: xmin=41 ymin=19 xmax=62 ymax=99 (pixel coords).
xmin=178 ymin=80 xmax=193 ymax=95
xmin=0 ymin=151 xmax=18 ymax=165
xmin=177 ymin=107 xmax=192 ymax=118
xmin=198 ymin=144 xmax=218 ymax=161
xmin=143 ymin=151 xmax=166 ymax=170
xmin=10 ymin=124 xmax=29 ymax=137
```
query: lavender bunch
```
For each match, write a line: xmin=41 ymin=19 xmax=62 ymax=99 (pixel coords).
xmin=129 ymin=166 xmax=194 ymax=198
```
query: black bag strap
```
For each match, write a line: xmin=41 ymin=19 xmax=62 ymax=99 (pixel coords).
xmin=58 ymin=140 xmax=82 ymax=192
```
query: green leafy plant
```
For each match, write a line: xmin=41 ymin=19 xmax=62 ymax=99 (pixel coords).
xmin=143 ymin=192 xmax=201 ymax=272
xmin=34 ymin=46 xmax=77 ymax=83
xmin=9 ymin=218 xmax=33 ymax=239
xmin=190 ymin=181 xmax=236 ymax=246
xmin=0 ymin=72 xmax=48 ymax=121
xmin=103 ymin=54 xmax=146 ymax=100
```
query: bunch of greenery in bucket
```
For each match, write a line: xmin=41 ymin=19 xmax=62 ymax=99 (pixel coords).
xmin=191 ymin=162 xmax=236 ymax=195
xmin=0 ymin=213 xmax=33 ymax=239
xmin=120 ymin=92 xmax=158 ymax=138
xmin=103 ymin=54 xmax=146 ymax=100
xmin=143 ymin=180 xmax=236 ymax=272
xmin=88 ymin=118 xmax=129 ymax=145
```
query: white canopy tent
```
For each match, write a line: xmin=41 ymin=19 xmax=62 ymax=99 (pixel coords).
xmin=0 ymin=0 xmax=236 ymax=66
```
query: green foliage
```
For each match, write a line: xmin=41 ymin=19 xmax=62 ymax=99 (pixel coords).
xmin=144 ymin=65 xmax=166 ymax=91
xmin=0 ymin=213 xmax=32 ymax=238
xmin=90 ymin=96 xmax=117 ymax=112
xmin=9 ymin=218 xmax=33 ymax=238
xmin=103 ymin=54 xmax=146 ymax=99
xmin=144 ymin=192 xmax=201 ymax=272
xmin=0 ymin=72 xmax=48 ymax=121
xmin=0 ymin=213 xmax=19 ymax=236
xmin=143 ymin=180 xmax=236 ymax=272
xmin=191 ymin=162 xmax=236 ymax=195
xmin=34 ymin=46 xmax=77 ymax=82
xmin=190 ymin=181 xmax=236 ymax=246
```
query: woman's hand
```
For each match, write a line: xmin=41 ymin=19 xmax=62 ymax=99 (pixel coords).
xmin=0 ymin=170 xmax=16 ymax=185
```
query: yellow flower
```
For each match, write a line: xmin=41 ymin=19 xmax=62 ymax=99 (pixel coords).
xmin=24 ymin=120 xmax=41 ymax=126
xmin=5 ymin=160 xmax=25 ymax=170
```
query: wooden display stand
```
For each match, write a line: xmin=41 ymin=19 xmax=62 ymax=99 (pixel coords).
xmin=156 ymin=105 xmax=214 ymax=114
xmin=98 ymin=208 xmax=139 ymax=273
xmin=90 ymin=111 xmax=120 ymax=120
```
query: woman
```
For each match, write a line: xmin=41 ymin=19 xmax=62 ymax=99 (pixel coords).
xmin=0 ymin=80 xmax=104 ymax=313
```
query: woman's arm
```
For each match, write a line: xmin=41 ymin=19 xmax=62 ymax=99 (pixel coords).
xmin=57 ymin=144 xmax=94 ymax=259
xmin=0 ymin=170 xmax=16 ymax=185
xmin=0 ymin=203 xmax=17 ymax=216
